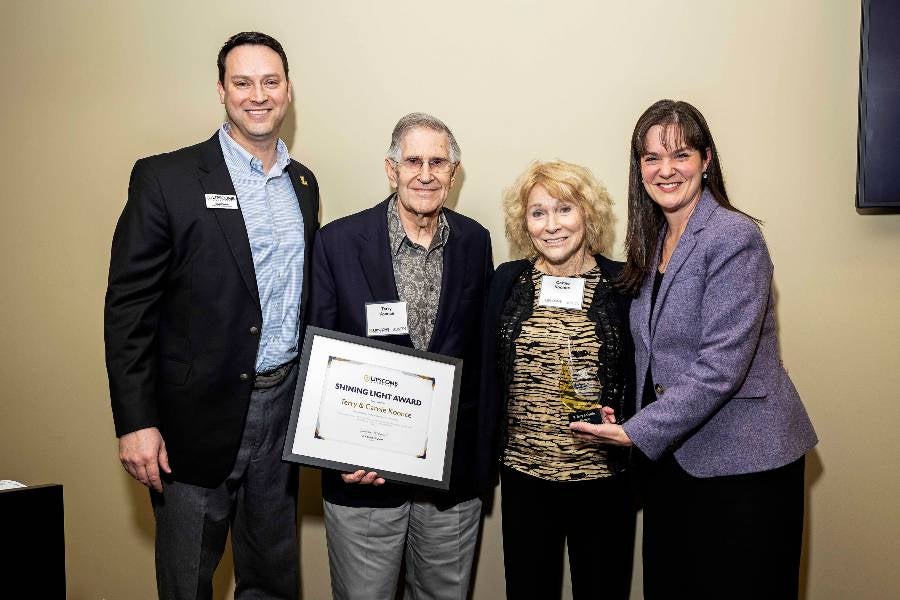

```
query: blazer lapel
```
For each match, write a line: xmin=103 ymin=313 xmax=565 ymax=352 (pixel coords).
xmin=429 ymin=215 xmax=463 ymax=352
xmin=197 ymin=135 xmax=260 ymax=308
xmin=634 ymin=238 xmax=658 ymax=349
xmin=286 ymin=162 xmax=317 ymax=244
xmin=360 ymin=198 xmax=414 ymax=346
xmin=360 ymin=197 xmax=401 ymax=301
xmin=650 ymin=191 xmax=717 ymax=338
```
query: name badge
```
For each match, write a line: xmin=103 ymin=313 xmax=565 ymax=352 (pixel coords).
xmin=365 ymin=302 xmax=409 ymax=337
xmin=538 ymin=276 xmax=585 ymax=310
xmin=205 ymin=194 xmax=239 ymax=209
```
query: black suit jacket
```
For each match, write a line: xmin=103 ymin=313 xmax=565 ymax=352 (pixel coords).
xmin=105 ymin=132 xmax=319 ymax=488
xmin=308 ymin=197 xmax=493 ymax=507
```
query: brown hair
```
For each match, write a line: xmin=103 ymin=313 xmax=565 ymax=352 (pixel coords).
xmin=620 ymin=99 xmax=758 ymax=294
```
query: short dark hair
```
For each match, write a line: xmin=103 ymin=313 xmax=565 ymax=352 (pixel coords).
xmin=217 ymin=32 xmax=289 ymax=84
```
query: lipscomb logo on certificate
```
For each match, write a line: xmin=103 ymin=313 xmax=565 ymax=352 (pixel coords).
xmin=283 ymin=327 xmax=462 ymax=490
xmin=314 ymin=358 xmax=435 ymax=459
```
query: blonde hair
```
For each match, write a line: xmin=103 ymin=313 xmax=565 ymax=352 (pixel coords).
xmin=503 ymin=160 xmax=615 ymax=259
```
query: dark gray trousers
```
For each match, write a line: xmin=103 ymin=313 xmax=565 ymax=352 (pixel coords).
xmin=151 ymin=364 xmax=299 ymax=600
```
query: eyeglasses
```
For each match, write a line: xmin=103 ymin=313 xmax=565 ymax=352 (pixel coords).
xmin=392 ymin=156 xmax=457 ymax=175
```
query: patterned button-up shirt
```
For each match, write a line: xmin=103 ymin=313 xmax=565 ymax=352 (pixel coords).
xmin=219 ymin=124 xmax=305 ymax=373
xmin=386 ymin=196 xmax=449 ymax=351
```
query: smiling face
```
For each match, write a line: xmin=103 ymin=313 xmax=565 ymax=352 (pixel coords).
xmin=216 ymin=44 xmax=291 ymax=150
xmin=640 ymin=124 xmax=710 ymax=217
xmin=525 ymin=184 xmax=588 ymax=270
xmin=385 ymin=127 xmax=457 ymax=222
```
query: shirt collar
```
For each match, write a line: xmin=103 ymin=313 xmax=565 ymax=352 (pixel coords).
xmin=219 ymin=123 xmax=291 ymax=176
xmin=387 ymin=195 xmax=449 ymax=256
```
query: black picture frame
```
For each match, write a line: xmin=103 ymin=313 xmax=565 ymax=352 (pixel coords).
xmin=282 ymin=326 xmax=462 ymax=490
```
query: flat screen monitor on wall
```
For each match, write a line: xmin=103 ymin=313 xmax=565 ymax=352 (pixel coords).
xmin=857 ymin=0 xmax=900 ymax=212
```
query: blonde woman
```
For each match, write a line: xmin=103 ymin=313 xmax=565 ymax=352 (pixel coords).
xmin=479 ymin=160 xmax=636 ymax=599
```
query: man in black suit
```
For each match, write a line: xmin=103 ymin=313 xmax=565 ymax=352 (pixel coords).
xmin=308 ymin=113 xmax=493 ymax=599
xmin=104 ymin=32 xmax=318 ymax=599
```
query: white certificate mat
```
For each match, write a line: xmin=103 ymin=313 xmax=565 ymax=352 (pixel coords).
xmin=316 ymin=358 xmax=434 ymax=458
xmin=283 ymin=326 xmax=462 ymax=490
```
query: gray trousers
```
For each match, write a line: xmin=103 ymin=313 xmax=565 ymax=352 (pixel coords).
xmin=324 ymin=495 xmax=482 ymax=600
xmin=151 ymin=364 xmax=299 ymax=600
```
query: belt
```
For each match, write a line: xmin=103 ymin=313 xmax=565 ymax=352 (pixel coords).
xmin=253 ymin=360 xmax=295 ymax=389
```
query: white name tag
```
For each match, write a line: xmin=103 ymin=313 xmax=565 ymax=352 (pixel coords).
xmin=365 ymin=302 xmax=409 ymax=336
xmin=205 ymin=194 xmax=239 ymax=209
xmin=538 ymin=276 xmax=585 ymax=310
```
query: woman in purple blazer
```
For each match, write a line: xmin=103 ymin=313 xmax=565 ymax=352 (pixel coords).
xmin=570 ymin=100 xmax=817 ymax=599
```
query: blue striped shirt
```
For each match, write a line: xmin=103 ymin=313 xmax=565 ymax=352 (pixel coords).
xmin=219 ymin=124 xmax=305 ymax=373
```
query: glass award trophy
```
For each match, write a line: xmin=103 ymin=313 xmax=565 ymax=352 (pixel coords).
xmin=561 ymin=338 xmax=604 ymax=425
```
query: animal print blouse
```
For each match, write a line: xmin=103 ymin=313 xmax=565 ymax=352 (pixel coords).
xmin=501 ymin=265 xmax=627 ymax=481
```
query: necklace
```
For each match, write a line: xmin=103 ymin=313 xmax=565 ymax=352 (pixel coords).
xmin=538 ymin=251 xmax=590 ymax=277
xmin=659 ymin=197 xmax=700 ymax=273
xmin=658 ymin=239 xmax=675 ymax=273
xmin=658 ymin=231 xmax=683 ymax=273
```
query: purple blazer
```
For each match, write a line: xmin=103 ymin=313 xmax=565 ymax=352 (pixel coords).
xmin=622 ymin=191 xmax=817 ymax=477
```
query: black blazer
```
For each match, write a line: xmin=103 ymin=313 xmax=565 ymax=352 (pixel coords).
xmin=104 ymin=132 xmax=319 ymax=488
xmin=477 ymin=255 xmax=635 ymax=490
xmin=308 ymin=197 xmax=493 ymax=508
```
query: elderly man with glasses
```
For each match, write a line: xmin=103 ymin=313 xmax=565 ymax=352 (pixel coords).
xmin=307 ymin=112 xmax=493 ymax=599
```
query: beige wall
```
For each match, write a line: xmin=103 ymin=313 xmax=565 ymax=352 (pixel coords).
xmin=1 ymin=1 xmax=898 ymax=598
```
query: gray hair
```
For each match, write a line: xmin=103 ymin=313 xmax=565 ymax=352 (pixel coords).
xmin=386 ymin=112 xmax=461 ymax=163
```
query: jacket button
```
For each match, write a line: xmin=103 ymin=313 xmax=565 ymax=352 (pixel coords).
xmin=249 ymin=326 xmax=260 ymax=335
xmin=240 ymin=373 xmax=250 ymax=381
xmin=654 ymin=383 xmax=665 ymax=394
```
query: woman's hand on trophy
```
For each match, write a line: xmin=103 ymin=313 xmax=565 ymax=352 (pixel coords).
xmin=569 ymin=419 xmax=633 ymax=446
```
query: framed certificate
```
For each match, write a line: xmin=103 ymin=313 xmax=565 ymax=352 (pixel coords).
xmin=283 ymin=326 xmax=462 ymax=490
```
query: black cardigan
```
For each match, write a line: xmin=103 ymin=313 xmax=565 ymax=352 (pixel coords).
xmin=475 ymin=255 xmax=636 ymax=490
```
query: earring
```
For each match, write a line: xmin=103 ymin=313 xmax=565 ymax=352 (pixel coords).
xmin=702 ymin=172 xmax=708 ymax=179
